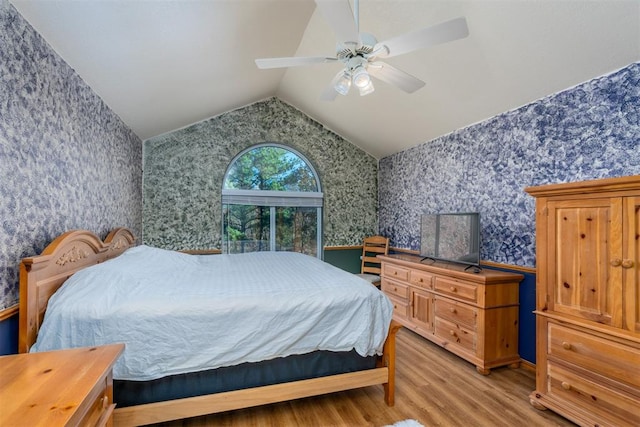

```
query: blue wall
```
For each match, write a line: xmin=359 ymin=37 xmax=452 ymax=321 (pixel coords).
xmin=0 ymin=0 xmax=143 ymax=314
xmin=0 ymin=314 xmax=17 ymax=355
xmin=379 ymin=62 xmax=640 ymax=268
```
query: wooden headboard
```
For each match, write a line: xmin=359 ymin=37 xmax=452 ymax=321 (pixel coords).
xmin=18 ymin=227 xmax=136 ymax=353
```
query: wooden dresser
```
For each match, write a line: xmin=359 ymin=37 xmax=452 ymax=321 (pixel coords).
xmin=0 ymin=344 xmax=124 ymax=427
xmin=379 ymin=254 xmax=523 ymax=374
xmin=526 ymin=175 xmax=640 ymax=426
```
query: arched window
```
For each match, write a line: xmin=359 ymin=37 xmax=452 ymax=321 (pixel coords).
xmin=222 ymin=144 xmax=323 ymax=257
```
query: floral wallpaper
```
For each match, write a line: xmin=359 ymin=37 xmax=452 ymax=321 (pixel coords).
xmin=379 ymin=62 xmax=640 ymax=267
xmin=0 ymin=0 xmax=143 ymax=310
xmin=143 ymin=98 xmax=378 ymax=250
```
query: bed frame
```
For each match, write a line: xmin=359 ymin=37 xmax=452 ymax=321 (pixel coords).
xmin=19 ymin=227 xmax=401 ymax=426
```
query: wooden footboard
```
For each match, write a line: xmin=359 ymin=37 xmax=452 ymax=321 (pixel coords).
xmin=113 ymin=320 xmax=402 ymax=426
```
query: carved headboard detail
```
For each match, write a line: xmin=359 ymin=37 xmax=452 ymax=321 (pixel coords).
xmin=19 ymin=227 xmax=136 ymax=352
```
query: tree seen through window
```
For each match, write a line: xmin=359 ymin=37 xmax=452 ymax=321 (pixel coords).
xmin=222 ymin=145 xmax=322 ymax=257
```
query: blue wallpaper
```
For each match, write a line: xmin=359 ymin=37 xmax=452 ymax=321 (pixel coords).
xmin=0 ymin=0 xmax=143 ymax=310
xmin=143 ymin=98 xmax=378 ymax=250
xmin=380 ymin=62 xmax=640 ymax=267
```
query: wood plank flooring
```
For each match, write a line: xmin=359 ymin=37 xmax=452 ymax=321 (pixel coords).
xmin=152 ymin=328 xmax=576 ymax=427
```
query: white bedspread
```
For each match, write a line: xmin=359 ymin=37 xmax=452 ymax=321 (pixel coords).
xmin=31 ymin=246 xmax=393 ymax=381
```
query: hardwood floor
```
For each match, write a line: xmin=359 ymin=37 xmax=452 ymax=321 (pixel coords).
xmin=153 ymin=328 xmax=576 ymax=427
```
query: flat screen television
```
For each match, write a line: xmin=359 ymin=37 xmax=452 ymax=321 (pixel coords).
xmin=420 ymin=212 xmax=481 ymax=267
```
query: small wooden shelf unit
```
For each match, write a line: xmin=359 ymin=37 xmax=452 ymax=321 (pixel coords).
xmin=379 ymin=254 xmax=523 ymax=374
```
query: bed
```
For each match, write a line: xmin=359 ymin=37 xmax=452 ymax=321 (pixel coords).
xmin=19 ymin=227 xmax=401 ymax=426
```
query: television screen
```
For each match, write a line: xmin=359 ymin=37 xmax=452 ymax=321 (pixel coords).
xmin=420 ymin=212 xmax=480 ymax=266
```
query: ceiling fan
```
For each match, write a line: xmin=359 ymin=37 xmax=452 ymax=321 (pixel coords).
xmin=255 ymin=0 xmax=469 ymax=100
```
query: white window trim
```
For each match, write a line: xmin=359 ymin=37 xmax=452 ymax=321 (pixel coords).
xmin=222 ymin=189 xmax=323 ymax=207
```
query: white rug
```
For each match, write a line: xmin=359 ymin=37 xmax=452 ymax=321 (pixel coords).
xmin=384 ymin=420 xmax=424 ymax=427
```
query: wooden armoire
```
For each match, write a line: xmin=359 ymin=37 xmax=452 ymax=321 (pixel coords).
xmin=525 ymin=175 xmax=640 ymax=427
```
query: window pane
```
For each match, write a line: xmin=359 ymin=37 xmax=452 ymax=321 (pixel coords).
xmin=224 ymin=146 xmax=318 ymax=192
xmin=275 ymin=207 xmax=317 ymax=257
xmin=223 ymin=204 xmax=270 ymax=254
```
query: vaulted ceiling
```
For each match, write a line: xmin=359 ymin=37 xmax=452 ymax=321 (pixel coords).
xmin=10 ymin=0 xmax=640 ymax=158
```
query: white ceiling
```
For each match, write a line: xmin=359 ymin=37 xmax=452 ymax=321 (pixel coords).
xmin=10 ymin=0 xmax=640 ymax=159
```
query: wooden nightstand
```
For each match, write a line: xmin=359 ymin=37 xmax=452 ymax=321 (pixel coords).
xmin=0 ymin=344 xmax=124 ymax=426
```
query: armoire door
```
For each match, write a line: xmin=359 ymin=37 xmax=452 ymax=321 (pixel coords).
xmin=545 ymin=197 xmax=623 ymax=327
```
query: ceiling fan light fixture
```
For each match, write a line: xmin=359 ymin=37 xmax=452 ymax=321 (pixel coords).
xmin=351 ymin=66 xmax=371 ymax=88
xmin=334 ymin=72 xmax=352 ymax=95
xmin=358 ymin=80 xmax=375 ymax=96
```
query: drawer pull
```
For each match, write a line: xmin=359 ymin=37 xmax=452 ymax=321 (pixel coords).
xmin=450 ymin=287 xmax=457 ymax=293
xmin=610 ymin=258 xmax=622 ymax=267
xmin=394 ymin=287 xmax=398 ymax=292
xmin=449 ymin=330 xmax=456 ymax=337
xmin=562 ymin=341 xmax=572 ymax=350
xmin=561 ymin=382 xmax=571 ymax=391
xmin=450 ymin=307 xmax=457 ymax=314
xmin=394 ymin=271 xmax=398 ymax=276
xmin=622 ymin=259 xmax=634 ymax=269
xmin=101 ymin=395 xmax=108 ymax=408
xmin=419 ymin=278 xmax=424 ymax=283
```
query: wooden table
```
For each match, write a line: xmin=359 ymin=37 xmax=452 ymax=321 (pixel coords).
xmin=0 ymin=344 xmax=124 ymax=426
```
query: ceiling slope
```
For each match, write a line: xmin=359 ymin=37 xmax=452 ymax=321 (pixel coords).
xmin=10 ymin=0 xmax=640 ymax=158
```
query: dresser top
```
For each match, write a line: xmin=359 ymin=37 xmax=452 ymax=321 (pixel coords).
xmin=0 ymin=344 xmax=124 ymax=426
xmin=379 ymin=254 xmax=524 ymax=284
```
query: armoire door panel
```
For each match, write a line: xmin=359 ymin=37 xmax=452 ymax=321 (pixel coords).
xmin=547 ymin=198 xmax=623 ymax=327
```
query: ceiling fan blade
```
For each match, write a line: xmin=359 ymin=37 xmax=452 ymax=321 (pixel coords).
xmin=368 ymin=62 xmax=425 ymax=93
xmin=255 ymin=56 xmax=337 ymax=69
xmin=374 ymin=17 xmax=469 ymax=59
xmin=320 ymin=70 xmax=343 ymax=101
xmin=314 ymin=0 xmax=359 ymax=45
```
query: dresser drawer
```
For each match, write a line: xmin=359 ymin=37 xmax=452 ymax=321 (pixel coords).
xmin=434 ymin=277 xmax=477 ymax=303
xmin=386 ymin=294 xmax=409 ymax=320
xmin=409 ymin=270 xmax=433 ymax=289
xmin=547 ymin=362 xmax=640 ymax=427
xmin=381 ymin=278 xmax=409 ymax=300
xmin=435 ymin=297 xmax=477 ymax=329
xmin=382 ymin=264 xmax=409 ymax=282
xmin=548 ymin=322 xmax=640 ymax=389
xmin=434 ymin=317 xmax=476 ymax=352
